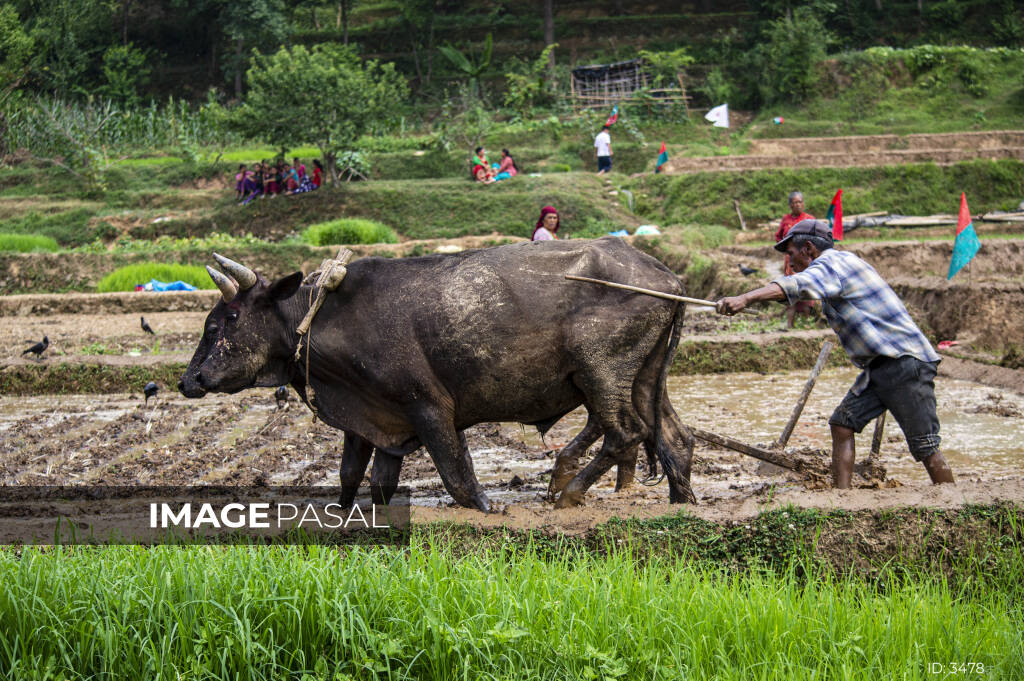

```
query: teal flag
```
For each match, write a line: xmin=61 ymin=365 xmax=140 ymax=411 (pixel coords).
xmin=947 ymin=223 xmax=980 ymax=280
xmin=947 ymin=192 xmax=980 ymax=280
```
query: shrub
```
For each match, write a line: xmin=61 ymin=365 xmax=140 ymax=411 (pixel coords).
xmin=302 ymin=218 xmax=398 ymax=246
xmin=96 ymin=263 xmax=215 ymax=292
xmin=0 ymin=233 xmax=59 ymax=252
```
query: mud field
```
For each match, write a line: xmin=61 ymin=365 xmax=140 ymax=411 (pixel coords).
xmin=1 ymin=368 xmax=1021 ymax=531
xmin=2 ymin=239 xmax=1022 ymax=531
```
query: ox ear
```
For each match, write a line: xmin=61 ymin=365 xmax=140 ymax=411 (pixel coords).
xmin=266 ymin=272 xmax=304 ymax=303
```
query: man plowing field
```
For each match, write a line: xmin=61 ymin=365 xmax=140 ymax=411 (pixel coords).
xmin=716 ymin=219 xmax=956 ymax=489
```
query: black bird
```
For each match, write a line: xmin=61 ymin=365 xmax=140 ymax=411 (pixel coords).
xmin=140 ymin=316 xmax=155 ymax=335
xmin=144 ymin=381 xmax=159 ymax=404
xmin=275 ymin=386 xmax=289 ymax=409
xmin=22 ymin=336 xmax=48 ymax=361
xmin=738 ymin=264 xmax=759 ymax=276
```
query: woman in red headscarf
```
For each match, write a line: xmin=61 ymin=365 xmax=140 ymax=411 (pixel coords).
xmin=532 ymin=206 xmax=559 ymax=241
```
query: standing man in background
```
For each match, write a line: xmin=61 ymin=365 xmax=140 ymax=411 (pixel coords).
xmin=776 ymin=190 xmax=816 ymax=329
xmin=594 ymin=125 xmax=613 ymax=175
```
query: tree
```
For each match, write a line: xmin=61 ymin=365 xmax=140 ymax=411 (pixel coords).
xmin=754 ymin=6 xmax=831 ymax=105
xmin=398 ymin=0 xmax=439 ymax=89
xmin=99 ymin=43 xmax=150 ymax=105
xmin=438 ymin=33 xmax=492 ymax=100
xmin=542 ymin=0 xmax=554 ymax=75
xmin=0 ymin=5 xmax=33 ymax=92
xmin=219 ymin=0 xmax=289 ymax=99
xmin=240 ymin=44 xmax=408 ymax=179
xmin=23 ymin=0 xmax=114 ymax=96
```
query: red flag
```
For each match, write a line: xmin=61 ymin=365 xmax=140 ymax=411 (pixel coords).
xmin=655 ymin=142 xmax=668 ymax=173
xmin=827 ymin=189 xmax=843 ymax=240
xmin=956 ymin=191 xmax=971 ymax=234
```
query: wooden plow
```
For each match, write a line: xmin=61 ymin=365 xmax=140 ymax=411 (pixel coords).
xmin=687 ymin=341 xmax=888 ymax=486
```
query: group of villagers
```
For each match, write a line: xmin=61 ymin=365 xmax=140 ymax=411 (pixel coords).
xmin=235 ymin=157 xmax=324 ymax=205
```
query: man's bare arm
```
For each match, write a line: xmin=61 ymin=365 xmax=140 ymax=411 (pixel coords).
xmin=716 ymin=283 xmax=786 ymax=315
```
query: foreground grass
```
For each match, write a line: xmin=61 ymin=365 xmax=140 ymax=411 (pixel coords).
xmin=0 ymin=510 xmax=1021 ymax=681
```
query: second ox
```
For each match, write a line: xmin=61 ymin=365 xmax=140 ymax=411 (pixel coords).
xmin=179 ymin=237 xmax=696 ymax=511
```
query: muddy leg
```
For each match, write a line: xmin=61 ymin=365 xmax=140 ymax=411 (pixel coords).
xmin=369 ymin=451 xmax=403 ymax=505
xmin=556 ymin=428 xmax=639 ymax=508
xmin=415 ymin=412 xmax=492 ymax=512
xmin=614 ymin=445 xmax=639 ymax=491
xmin=548 ymin=416 xmax=603 ymax=499
xmin=338 ymin=432 xmax=373 ymax=508
xmin=649 ymin=401 xmax=696 ymax=503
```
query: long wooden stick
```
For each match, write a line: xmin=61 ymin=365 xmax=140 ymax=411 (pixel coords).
xmin=690 ymin=427 xmax=826 ymax=476
xmin=870 ymin=411 xmax=887 ymax=458
xmin=773 ymin=340 xmax=834 ymax=450
xmin=565 ymin=274 xmax=722 ymax=307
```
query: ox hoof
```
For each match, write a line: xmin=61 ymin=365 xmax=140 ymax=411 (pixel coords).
xmin=474 ymin=493 xmax=494 ymax=514
xmin=554 ymin=489 xmax=585 ymax=509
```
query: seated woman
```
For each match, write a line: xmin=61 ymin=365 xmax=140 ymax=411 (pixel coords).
xmin=311 ymin=159 xmax=323 ymax=188
xmin=493 ymin=148 xmax=518 ymax=181
xmin=531 ymin=206 xmax=559 ymax=241
xmin=234 ymin=164 xmax=251 ymax=200
xmin=283 ymin=163 xmax=300 ymax=194
xmin=472 ymin=163 xmax=495 ymax=184
xmin=241 ymin=162 xmax=264 ymax=205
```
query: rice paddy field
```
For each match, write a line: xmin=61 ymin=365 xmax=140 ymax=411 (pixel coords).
xmin=2 ymin=513 xmax=1022 ymax=681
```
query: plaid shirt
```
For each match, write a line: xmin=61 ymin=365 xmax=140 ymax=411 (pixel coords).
xmin=772 ymin=249 xmax=939 ymax=394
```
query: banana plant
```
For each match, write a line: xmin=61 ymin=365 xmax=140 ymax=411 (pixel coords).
xmin=438 ymin=33 xmax=492 ymax=99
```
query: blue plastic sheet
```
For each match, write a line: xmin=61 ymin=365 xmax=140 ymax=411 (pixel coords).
xmin=137 ymin=279 xmax=198 ymax=292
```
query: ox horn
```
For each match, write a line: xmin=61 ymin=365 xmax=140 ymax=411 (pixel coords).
xmin=206 ymin=265 xmax=237 ymax=302
xmin=212 ymin=252 xmax=257 ymax=290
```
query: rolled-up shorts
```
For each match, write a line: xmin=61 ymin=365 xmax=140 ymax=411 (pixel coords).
xmin=597 ymin=155 xmax=612 ymax=172
xmin=828 ymin=355 xmax=941 ymax=461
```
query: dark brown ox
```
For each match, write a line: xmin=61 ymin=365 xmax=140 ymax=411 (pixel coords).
xmin=179 ymin=238 xmax=695 ymax=511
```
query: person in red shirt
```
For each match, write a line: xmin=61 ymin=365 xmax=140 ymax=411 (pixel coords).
xmin=775 ymin=191 xmax=816 ymax=329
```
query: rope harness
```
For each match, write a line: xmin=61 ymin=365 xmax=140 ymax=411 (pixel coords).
xmin=294 ymin=248 xmax=353 ymax=422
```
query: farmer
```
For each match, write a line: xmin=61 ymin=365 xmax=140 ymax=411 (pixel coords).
xmin=716 ymin=219 xmax=955 ymax=489
xmin=776 ymin=190 xmax=816 ymax=329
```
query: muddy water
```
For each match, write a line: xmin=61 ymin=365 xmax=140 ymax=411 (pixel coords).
xmin=662 ymin=369 xmax=1024 ymax=483
xmin=0 ymin=370 xmax=1020 ymax=506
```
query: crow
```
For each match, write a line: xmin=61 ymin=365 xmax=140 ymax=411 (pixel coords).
xmin=738 ymin=264 xmax=759 ymax=276
xmin=22 ymin=336 xmax=48 ymax=361
xmin=140 ymin=316 xmax=155 ymax=335
xmin=275 ymin=385 xmax=289 ymax=409
xmin=144 ymin=381 xmax=159 ymax=404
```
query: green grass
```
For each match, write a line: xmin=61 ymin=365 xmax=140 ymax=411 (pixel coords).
xmin=0 ymin=233 xmax=59 ymax=252
xmin=0 ymin=520 xmax=1020 ymax=681
xmin=0 ymin=208 xmax=112 ymax=247
xmin=96 ymin=263 xmax=216 ymax=293
xmin=302 ymin=217 xmax=399 ymax=246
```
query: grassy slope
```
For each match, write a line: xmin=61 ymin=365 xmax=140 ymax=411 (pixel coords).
xmin=629 ymin=159 xmax=1024 ymax=227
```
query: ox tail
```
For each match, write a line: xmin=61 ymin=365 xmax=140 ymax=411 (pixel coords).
xmin=649 ymin=298 xmax=685 ymax=492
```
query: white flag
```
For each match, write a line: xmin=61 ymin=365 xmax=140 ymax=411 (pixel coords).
xmin=705 ymin=103 xmax=730 ymax=128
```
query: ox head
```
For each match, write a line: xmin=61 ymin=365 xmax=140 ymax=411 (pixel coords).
xmin=179 ymin=253 xmax=304 ymax=397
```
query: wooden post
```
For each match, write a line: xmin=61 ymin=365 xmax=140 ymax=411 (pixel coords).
xmin=734 ymin=199 xmax=748 ymax=231
xmin=773 ymin=341 xmax=834 ymax=450
xmin=677 ymin=72 xmax=690 ymax=119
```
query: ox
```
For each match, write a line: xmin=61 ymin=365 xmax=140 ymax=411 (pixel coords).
xmin=179 ymin=238 xmax=695 ymax=511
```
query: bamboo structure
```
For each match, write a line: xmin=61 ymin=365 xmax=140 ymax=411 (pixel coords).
xmin=569 ymin=58 xmax=689 ymax=111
